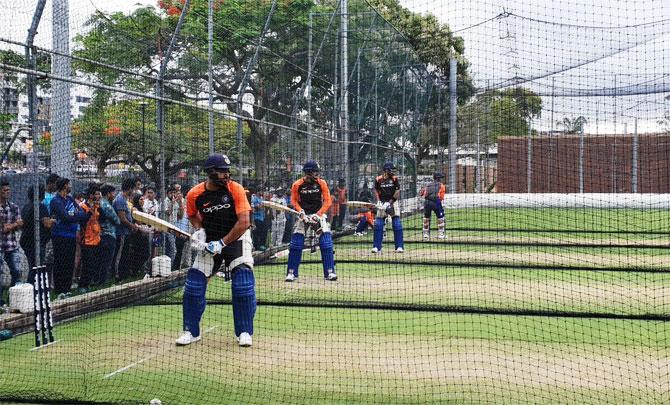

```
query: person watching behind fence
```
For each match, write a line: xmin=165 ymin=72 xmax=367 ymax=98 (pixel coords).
xmin=113 ymin=178 xmax=140 ymax=282
xmin=50 ymin=178 xmax=91 ymax=297
xmin=162 ymin=185 xmax=183 ymax=266
xmin=20 ymin=185 xmax=53 ymax=285
xmin=97 ymin=184 xmax=120 ymax=285
xmin=0 ymin=181 xmax=23 ymax=307
xmin=78 ymin=184 xmax=103 ymax=292
xmin=42 ymin=173 xmax=60 ymax=214
xmin=270 ymin=190 xmax=287 ymax=247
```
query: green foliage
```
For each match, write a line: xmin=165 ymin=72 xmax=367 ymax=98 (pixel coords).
xmin=459 ymin=87 xmax=543 ymax=142
xmin=73 ymin=0 xmax=472 ymax=185
xmin=73 ymin=91 xmax=238 ymax=184
xmin=556 ymin=116 xmax=587 ymax=134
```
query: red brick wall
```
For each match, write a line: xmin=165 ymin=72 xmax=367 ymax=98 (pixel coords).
xmin=443 ymin=164 xmax=497 ymax=193
xmin=498 ymin=134 xmax=670 ymax=193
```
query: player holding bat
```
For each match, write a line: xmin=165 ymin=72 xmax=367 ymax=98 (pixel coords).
xmin=285 ymin=160 xmax=337 ymax=282
xmin=372 ymin=161 xmax=404 ymax=253
xmin=175 ymin=153 xmax=256 ymax=347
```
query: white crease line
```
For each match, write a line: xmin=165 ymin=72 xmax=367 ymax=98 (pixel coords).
xmin=29 ymin=340 xmax=60 ymax=352
xmin=103 ymin=326 xmax=218 ymax=380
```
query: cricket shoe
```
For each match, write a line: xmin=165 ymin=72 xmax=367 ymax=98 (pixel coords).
xmin=422 ymin=232 xmax=430 ymax=239
xmin=437 ymin=232 xmax=446 ymax=239
xmin=237 ymin=332 xmax=252 ymax=347
xmin=371 ymin=247 xmax=379 ymax=253
xmin=175 ymin=331 xmax=201 ymax=346
xmin=326 ymin=272 xmax=338 ymax=281
xmin=395 ymin=247 xmax=404 ymax=253
xmin=285 ymin=272 xmax=296 ymax=282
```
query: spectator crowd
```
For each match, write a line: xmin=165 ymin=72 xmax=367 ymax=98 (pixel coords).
xmin=0 ymin=172 xmax=383 ymax=308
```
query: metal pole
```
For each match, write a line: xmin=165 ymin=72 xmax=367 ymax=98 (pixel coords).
xmin=448 ymin=58 xmax=457 ymax=194
xmin=632 ymin=120 xmax=638 ymax=192
xmin=579 ymin=127 xmax=585 ymax=193
xmin=374 ymin=65 xmax=378 ymax=167
xmin=307 ymin=12 xmax=313 ymax=160
xmin=52 ymin=0 xmax=72 ymax=178
xmin=26 ymin=0 xmax=47 ymax=269
xmin=550 ymin=77 xmax=555 ymax=135
xmin=140 ymin=102 xmax=147 ymax=158
xmin=476 ymin=120 xmax=481 ymax=193
xmin=341 ymin=0 xmax=349 ymax=192
xmin=527 ymin=120 xmax=532 ymax=193
xmin=158 ymin=0 xmax=191 ymax=225
xmin=235 ymin=0 xmax=278 ymax=185
xmin=437 ymin=84 xmax=442 ymax=169
xmin=207 ymin=0 xmax=214 ymax=153
xmin=613 ymin=74 xmax=617 ymax=135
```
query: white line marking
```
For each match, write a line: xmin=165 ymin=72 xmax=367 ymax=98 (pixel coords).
xmin=29 ymin=340 xmax=60 ymax=352
xmin=103 ymin=326 xmax=218 ymax=379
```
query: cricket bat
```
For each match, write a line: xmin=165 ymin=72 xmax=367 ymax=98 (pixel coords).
xmin=260 ymin=200 xmax=300 ymax=216
xmin=345 ymin=200 xmax=376 ymax=208
xmin=132 ymin=209 xmax=191 ymax=238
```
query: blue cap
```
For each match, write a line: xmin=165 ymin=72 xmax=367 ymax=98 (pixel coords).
xmin=303 ymin=159 xmax=320 ymax=173
xmin=203 ymin=153 xmax=231 ymax=170
xmin=383 ymin=161 xmax=395 ymax=171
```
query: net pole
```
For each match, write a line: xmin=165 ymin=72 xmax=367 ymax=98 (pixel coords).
xmin=307 ymin=12 xmax=313 ymax=160
xmin=341 ymin=0 xmax=350 ymax=192
xmin=235 ymin=0 xmax=278 ymax=185
xmin=157 ymin=0 xmax=190 ymax=235
xmin=448 ymin=57 xmax=457 ymax=194
xmin=579 ymin=127 xmax=585 ymax=193
xmin=632 ymin=118 xmax=638 ymax=193
xmin=51 ymin=0 xmax=72 ymax=178
xmin=527 ymin=119 xmax=532 ymax=193
xmin=476 ymin=120 xmax=481 ymax=193
xmin=207 ymin=0 xmax=214 ymax=153
xmin=26 ymin=0 xmax=47 ymax=269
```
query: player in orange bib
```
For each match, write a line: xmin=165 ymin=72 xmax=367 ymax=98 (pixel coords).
xmin=372 ymin=161 xmax=404 ymax=253
xmin=175 ymin=153 xmax=256 ymax=347
xmin=285 ymin=160 xmax=337 ymax=282
xmin=421 ymin=172 xmax=446 ymax=239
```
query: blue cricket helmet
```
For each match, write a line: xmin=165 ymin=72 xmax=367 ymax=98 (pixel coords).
xmin=204 ymin=153 xmax=231 ymax=170
xmin=433 ymin=171 xmax=444 ymax=179
xmin=303 ymin=159 xmax=320 ymax=173
xmin=383 ymin=161 xmax=395 ymax=171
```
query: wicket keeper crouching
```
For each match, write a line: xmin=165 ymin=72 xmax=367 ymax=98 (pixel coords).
xmin=285 ymin=160 xmax=337 ymax=282
xmin=176 ymin=153 xmax=256 ymax=347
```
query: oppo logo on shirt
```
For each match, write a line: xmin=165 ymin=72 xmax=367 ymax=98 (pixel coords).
xmin=203 ymin=204 xmax=231 ymax=213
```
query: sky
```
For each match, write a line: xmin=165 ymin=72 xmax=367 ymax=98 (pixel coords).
xmin=399 ymin=0 xmax=670 ymax=134
xmin=1 ymin=0 xmax=668 ymax=134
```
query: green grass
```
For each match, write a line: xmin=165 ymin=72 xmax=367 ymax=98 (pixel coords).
xmin=1 ymin=305 xmax=668 ymax=404
xmin=1 ymin=207 xmax=669 ymax=403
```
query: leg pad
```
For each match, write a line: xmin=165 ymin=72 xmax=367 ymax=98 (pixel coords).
xmin=183 ymin=268 xmax=207 ymax=337
xmin=231 ymin=266 xmax=256 ymax=337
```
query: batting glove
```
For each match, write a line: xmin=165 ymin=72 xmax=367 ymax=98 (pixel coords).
xmin=205 ymin=239 xmax=226 ymax=255
xmin=190 ymin=238 xmax=208 ymax=252
xmin=381 ymin=202 xmax=391 ymax=210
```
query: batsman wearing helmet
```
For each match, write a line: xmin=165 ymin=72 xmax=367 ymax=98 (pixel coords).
xmin=285 ymin=160 xmax=337 ymax=282
xmin=421 ymin=172 xmax=446 ymax=239
xmin=372 ymin=161 xmax=404 ymax=253
xmin=175 ymin=153 xmax=256 ymax=347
